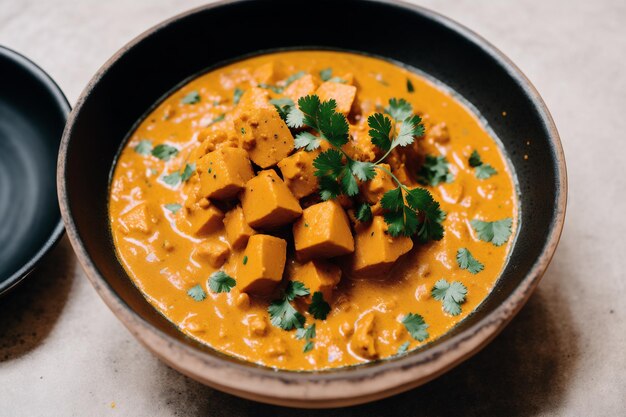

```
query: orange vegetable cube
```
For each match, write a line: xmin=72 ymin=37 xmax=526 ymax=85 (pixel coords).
xmin=240 ymin=170 xmax=302 ymax=229
xmin=292 ymin=260 xmax=341 ymax=301
xmin=361 ymin=163 xmax=395 ymax=204
xmin=277 ymin=150 xmax=319 ymax=199
xmin=223 ymin=205 xmax=255 ymax=249
xmin=184 ymin=201 xmax=224 ymax=236
xmin=197 ymin=147 xmax=254 ymax=200
xmin=316 ymin=81 xmax=357 ymax=115
xmin=238 ymin=234 xmax=287 ymax=296
xmin=293 ymin=200 xmax=354 ymax=260
xmin=283 ymin=74 xmax=317 ymax=102
xmin=121 ymin=202 xmax=155 ymax=234
xmin=195 ymin=240 xmax=230 ymax=268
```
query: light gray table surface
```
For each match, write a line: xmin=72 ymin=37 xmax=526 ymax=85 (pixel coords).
xmin=1 ymin=0 xmax=625 ymax=415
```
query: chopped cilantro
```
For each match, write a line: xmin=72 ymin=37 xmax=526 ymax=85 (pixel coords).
xmin=308 ymin=292 xmax=331 ymax=320
xmin=270 ymin=97 xmax=295 ymax=121
xmin=402 ymin=313 xmax=429 ymax=342
xmin=471 ymin=218 xmax=513 ymax=246
xmin=296 ymin=324 xmax=316 ymax=353
xmin=233 ymin=87 xmax=244 ymax=105
xmin=417 ymin=155 xmax=454 ymax=186
xmin=242 ymin=255 xmax=248 ymax=265
xmin=284 ymin=70 xmax=306 ymax=86
xmin=407 ymin=78 xmax=415 ymax=93
xmin=208 ymin=114 xmax=225 ymax=126
xmin=431 ymin=279 xmax=467 ymax=316
xmin=320 ymin=67 xmax=333 ymax=81
xmin=268 ymin=281 xmax=309 ymax=330
xmin=187 ymin=284 xmax=206 ymax=301
xmin=162 ymin=171 xmax=182 ymax=186
xmin=456 ymin=248 xmax=484 ymax=274
xmin=294 ymin=131 xmax=321 ymax=151
xmin=469 ymin=150 xmax=498 ymax=179
xmin=134 ymin=139 xmax=152 ymax=155
xmin=208 ymin=271 xmax=236 ymax=293
xmin=180 ymin=163 xmax=195 ymax=182
xmin=381 ymin=185 xmax=445 ymax=241
xmin=151 ymin=144 xmax=179 ymax=161
xmin=355 ymin=203 xmax=373 ymax=223
xmin=397 ymin=341 xmax=410 ymax=354
xmin=164 ymin=203 xmax=182 ymax=214
xmin=181 ymin=91 xmax=200 ymax=104
xmin=469 ymin=150 xmax=483 ymax=167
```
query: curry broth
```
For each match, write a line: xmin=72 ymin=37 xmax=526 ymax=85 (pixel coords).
xmin=109 ymin=51 xmax=517 ymax=370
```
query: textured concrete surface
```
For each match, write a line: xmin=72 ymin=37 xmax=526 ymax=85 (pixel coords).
xmin=1 ymin=0 xmax=625 ymax=415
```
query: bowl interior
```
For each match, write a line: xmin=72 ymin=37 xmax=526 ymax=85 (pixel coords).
xmin=0 ymin=47 xmax=69 ymax=295
xmin=61 ymin=0 xmax=562 ymax=376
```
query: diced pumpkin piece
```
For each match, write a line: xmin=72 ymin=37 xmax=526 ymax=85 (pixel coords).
xmin=283 ymin=74 xmax=317 ymax=102
xmin=238 ymin=234 xmax=287 ymax=296
xmin=293 ymin=200 xmax=354 ymax=260
xmin=195 ymin=240 xmax=230 ymax=268
xmin=253 ymin=62 xmax=275 ymax=85
xmin=197 ymin=147 xmax=254 ymax=200
xmin=223 ymin=205 xmax=255 ymax=249
xmin=184 ymin=200 xmax=224 ymax=236
xmin=361 ymin=163 xmax=395 ymax=204
xmin=277 ymin=150 xmax=319 ymax=199
xmin=235 ymin=87 xmax=272 ymax=110
xmin=122 ymin=203 xmax=155 ymax=234
xmin=291 ymin=260 xmax=341 ymax=301
xmin=350 ymin=216 xmax=413 ymax=276
xmin=316 ymin=81 xmax=357 ymax=115
xmin=240 ymin=170 xmax=302 ymax=229
xmin=234 ymin=106 xmax=295 ymax=168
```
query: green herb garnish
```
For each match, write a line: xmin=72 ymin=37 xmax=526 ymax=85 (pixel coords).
xmin=431 ymin=279 xmax=467 ymax=316
xmin=180 ymin=163 xmax=195 ymax=182
xmin=468 ymin=150 xmax=497 ymax=179
xmin=308 ymin=292 xmax=331 ymax=320
xmin=402 ymin=313 xmax=429 ymax=342
xmin=355 ymin=203 xmax=373 ymax=223
xmin=296 ymin=324 xmax=316 ymax=353
xmin=233 ymin=88 xmax=244 ymax=105
xmin=151 ymin=144 xmax=179 ymax=161
xmin=187 ymin=284 xmax=206 ymax=301
xmin=162 ymin=171 xmax=182 ymax=186
xmin=242 ymin=255 xmax=248 ymax=265
xmin=397 ymin=341 xmax=410 ymax=354
xmin=407 ymin=78 xmax=415 ymax=93
xmin=164 ymin=203 xmax=182 ymax=214
xmin=134 ymin=139 xmax=152 ymax=155
xmin=208 ymin=271 xmax=236 ymax=293
xmin=268 ymin=281 xmax=309 ymax=330
xmin=208 ymin=114 xmax=225 ymax=126
xmin=417 ymin=155 xmax=454 ymax=186
xmin=456 ymin=248 xmax=484 ymax=274
xmin=181 ymin=91 xmax=200 ymax=104
xmin=471 ymin=218 xmax=513 ymax=246
xmin=270 ymin=98 xmax=295 ymax=121
xmin=320 ymin=68 xmax=333 ymax=81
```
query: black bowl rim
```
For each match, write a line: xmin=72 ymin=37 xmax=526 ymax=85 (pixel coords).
xmin=57 ymin=0 xmax=567 ymax=407
xmin=0 ymin=45 xmax=70 ymax=297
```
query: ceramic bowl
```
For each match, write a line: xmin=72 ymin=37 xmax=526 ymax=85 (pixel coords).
xmin=58 ymin=0 xmax=566 ymax=408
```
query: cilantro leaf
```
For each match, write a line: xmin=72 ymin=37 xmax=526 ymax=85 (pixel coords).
xmin=151 ymin=144 xmax=179 ymax=161
xmin=181 ymin=163 xmax=195 ymax=182
xmin=456 ymin=248 xmax=484 ymax=274
xmin=318 ymin=176 xmax=341 ymax=201
xmin=475 ymin=164 xmax=497 ymax=179
xmin=471 ymin=218 xmax=513 ymax=246
xmin=233 ymin=88 xmax=244 ymax=105
xmin=405 ymin=187 xmax=445 ymax=242
xmin=402 ymin=313 xmax=429 ymax=342
xmin=134 ymin=139 xmax=152 ymax=155
xmin=284 ymin=71 xmax=306 ymax=86
xmin=320 ymin=68 xmax=332 ymax=81
xmin=349 ymin=160 xmax=376 ymax=182
xmin=431 ymin=279 xmax=467 ymax=316
xmin=308 ymin=292 xmax=331 ymax=320
xmin=187 ymin=284 xmax=206 ymax=302
xmin=164 ymin=203 xmax=182 ymax=214
xmin=208 ymin=271 xmax=236 ymax=293
xmin=284 ymin=281 xmax=310 ymax=301
xmin=340 ymin=166 xmax=359 ymax=196
xmin=181 ymin=91 xmax=200 ymax=104
xmin=368 ymin=113 xmax=393 ymax=151
xmin=318 ymin=99 xmax=349 ymax=147
xmin=294 ymin=131 xmax=321 ymax=151
xmin=258 ymin=83 xmax=283 ymax=94
xmin=313 ymin=149 xmax=344 ymax=179
xmin=355 ymin=203 xmax=373 ymax=223
xmin=162 ymin=171 xmax=182 ymax=186
xmin=396 ymin=114 xmax=425 ymax=145
xmin=407 ymin=78 xmax=415 ymax=93
xmin=286 ymin=106 xmax=305 ymax=128
xmin=268 ymin=299 xmax=305 ymax=330
xmin=296 ymin=323 xmax=316 ymax=353
xmin=297 ymin=95 xmax=321 ymax=129
xmin=417 ymin=155 xmax=453 ymax=186
xmin=385 ymin=98 xmax=413 ymax=122
xmin=270 ymin=98 xmax=295 ymax=121
xmin=397 ymin=341 xmax=410 ymax=354
xmin=468 ymin=150 xmax=483 ymax=167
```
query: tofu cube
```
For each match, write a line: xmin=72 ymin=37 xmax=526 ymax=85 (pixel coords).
xmin=293 ymin=200 xmax=354 ymax=260
xmin=195 ymin=240 xmax=230 ymax=268
xmin=234 ymin=108 xmax=295 ymax=168
xmin=122 ymin=202 xmax=155 ymax=234
xmin=315 ymin=81 xmax=357 ymax=115
xmin=240 ymin=170 xmax=302 ymax=229
xmin=185 ymin=201 xmax=224 ymax=236
xmin=197 ymin=147 xmax=254 ymax=200
xmin=361 ymin=163 xmax=395 ymax=204
xmin=238 ymin=234 xmax=287 ymax=296
xmin=277 ymin=150 xmax=319 ymax=199
xmin=283 ymin=74 xmax=318 ymax=102
xmin=223 ymin=205 xmax=255 ymax=249
xmin=350 ymin=216 xmax=413 ymax=276
xmin=292 ymin=260 xmax=341 ymax=301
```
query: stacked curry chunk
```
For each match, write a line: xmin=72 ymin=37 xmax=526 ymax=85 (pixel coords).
xmin=176 ymin=68 xmax=413 ymax=301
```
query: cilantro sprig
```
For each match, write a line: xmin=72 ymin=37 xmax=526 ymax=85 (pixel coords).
xmin=456 ymin=248 xmax=484 ymax=274
xmin=296 ymin=324 xmax=316 ymax=353
xmin=471 ymin=218 xmax=513 ymax=246
xmin=288 ymin=95 xmax=443 ymax=240
xmin=268 ymin=281 xmax=309 ymax=330
xmin=187 ymin=284 xmax=206 ymax=302
xmin=417 ymin=155 xmax=454 ymax=186
xmin=208 ymin=271 xmax=236 ymax=293
xmin=469 ymin=150 xmax=497 ymax=179
xmin=308 ymin=292 xmax=331 ymax=320
xmin=402 ymin=313 xmax=429 ymax=342
xmin=431 ymin=279 xmax=467 ymax=316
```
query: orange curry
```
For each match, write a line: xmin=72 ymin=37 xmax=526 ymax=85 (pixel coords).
xmin=109 ymin=51 xmax=517 ymax=370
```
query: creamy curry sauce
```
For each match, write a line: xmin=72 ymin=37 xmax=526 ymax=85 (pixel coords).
xmin=109 ymin=51 xmax=517 ymax=370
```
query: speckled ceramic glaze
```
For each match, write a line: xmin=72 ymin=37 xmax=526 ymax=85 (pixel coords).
xmin=57 ymin=0 xmax=566 ymax=408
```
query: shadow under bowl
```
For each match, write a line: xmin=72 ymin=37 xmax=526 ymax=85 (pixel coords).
xmin=0 ymin=46 xmax=69 ymax=297
xmin=57 ymin=0 xmax=566 ymax=408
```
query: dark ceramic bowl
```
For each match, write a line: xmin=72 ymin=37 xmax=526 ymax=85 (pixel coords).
xmin=0 ymin=46 xmax=69 ymax=296
xmin=58 ymin=0 xmax=566 ymax=408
